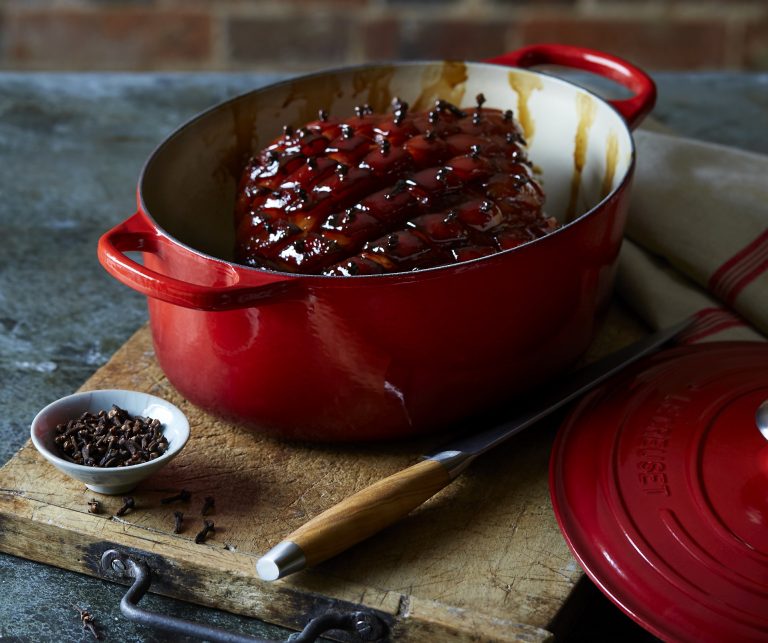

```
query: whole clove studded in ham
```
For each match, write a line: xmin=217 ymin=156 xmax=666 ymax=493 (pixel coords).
xmin=53 ymin=405 xmax=168 ymax=467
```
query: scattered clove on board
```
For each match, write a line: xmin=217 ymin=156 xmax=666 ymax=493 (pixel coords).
xmin=87 ymin=499 xmax=100 ymax=514
xmin=173 ymin=511 xmax=184 ymax=534
xmin=73 ymin=604 xmax=100 ymax=640
xmin=115 ymin=496 xmax=135 ymax=517
xmin=195 ymin=520 xmax=215 ymax=544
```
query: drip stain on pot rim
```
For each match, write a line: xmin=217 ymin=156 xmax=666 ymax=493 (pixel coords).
xmin=220 ymin=97 xmax=260 ymax=183
xmin=601 ymin=130 xmax=619 ymax=199
xmin=351 ymin=66 xmax=396 ymax=114
xmin=412 ymin=61 xmax=468 ymax=113
xmin=281 ymin=73 xmax=344 ymax=133
xmin=507 ymin=71 xmax=543 ymax=143
xmin=567 ymin=93 xmax=597 ymax=222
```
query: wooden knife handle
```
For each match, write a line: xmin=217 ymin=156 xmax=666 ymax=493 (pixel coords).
xmin=258 ymin=458 xmax=453 ymax=579
xmin=295 ymin=458 xmax=452 ymax=565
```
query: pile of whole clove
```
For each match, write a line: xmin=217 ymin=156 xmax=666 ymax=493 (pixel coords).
xmin=54 ymin=405 xmax=168 ymax=467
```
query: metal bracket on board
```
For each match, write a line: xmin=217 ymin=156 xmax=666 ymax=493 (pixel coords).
xmin=99 ymin=549 xmax=388 ymax=642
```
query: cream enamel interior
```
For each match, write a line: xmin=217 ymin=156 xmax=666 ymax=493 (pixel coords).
xmin=140 ymin=62 xmax=634 ymax=264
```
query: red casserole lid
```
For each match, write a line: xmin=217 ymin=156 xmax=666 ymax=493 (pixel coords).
xmin=550 ymin=342 xmax=768 ymax=642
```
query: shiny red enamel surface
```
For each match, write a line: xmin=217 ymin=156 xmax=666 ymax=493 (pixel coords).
xmin=550 ymin=342 xmax=768 ymax=642
xmin=144 ymin=189 xmax=629 ymax=440
xmin=98 ymin=45 xmax=654 ymax=441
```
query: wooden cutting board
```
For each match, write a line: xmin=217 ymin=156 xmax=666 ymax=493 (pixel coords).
xmin=0 ymin=305 xmax=646 ymax=642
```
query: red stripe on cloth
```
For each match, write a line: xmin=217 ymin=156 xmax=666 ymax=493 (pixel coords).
xmin=712 ymin=241 xmax=768 ymax=301
xmin=722 ymin=251 xmax=768 ymax=304
xmin=680 ymin=318 xmax=745 ymax=344
xmin=686 ymin=307 xmax=736 ymax=331
xmin=678 ymin=307 xmax=746 ymax=344
xmin=708 ymin=229 xmax=768 ymax=305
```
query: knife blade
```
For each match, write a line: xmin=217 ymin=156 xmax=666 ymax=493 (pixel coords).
xmin=256 ymin=318 xmax=690 ymax=581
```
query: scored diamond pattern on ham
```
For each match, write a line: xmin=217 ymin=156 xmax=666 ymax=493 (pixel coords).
xmin=234 ymin=95 xmax=558 ymax=275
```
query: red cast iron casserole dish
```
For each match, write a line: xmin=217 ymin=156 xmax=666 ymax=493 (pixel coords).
xmin=98 ymin=44 xmax=656 ymax=441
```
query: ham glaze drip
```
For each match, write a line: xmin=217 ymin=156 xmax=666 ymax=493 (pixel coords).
xmin=234 ymin=95 xmax=558 ymax=275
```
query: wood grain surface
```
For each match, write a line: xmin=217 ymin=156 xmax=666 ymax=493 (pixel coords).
xmin=0 ymin=303 xmax=647 ymax=642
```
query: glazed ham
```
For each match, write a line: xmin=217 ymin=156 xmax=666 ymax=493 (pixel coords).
xmin=234 ymin=95 xmax=557 ymax=275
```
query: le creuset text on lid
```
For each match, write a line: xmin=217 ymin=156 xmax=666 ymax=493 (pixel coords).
xmin=550 ymin=342 xmax=768 ymax=643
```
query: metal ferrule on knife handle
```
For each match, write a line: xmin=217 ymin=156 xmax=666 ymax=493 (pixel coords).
xmin=256 ymin=458 xmax=455 ymax=581
xmin=426 ymin=449 xmax=477 ymax=479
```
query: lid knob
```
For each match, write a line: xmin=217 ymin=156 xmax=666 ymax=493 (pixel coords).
xmin=756 ymin=399 xmax=768 ymax=442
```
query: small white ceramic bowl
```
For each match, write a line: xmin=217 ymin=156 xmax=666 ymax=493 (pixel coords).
xmin=31 ymin=389 xmax=190 ymax=495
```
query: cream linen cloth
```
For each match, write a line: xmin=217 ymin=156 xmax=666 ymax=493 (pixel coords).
xmin=616 ymin=130 xmax=768 ymax=343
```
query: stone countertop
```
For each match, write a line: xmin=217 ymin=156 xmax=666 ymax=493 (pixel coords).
xmin=1 ymin=72 xmax=766 ymax=642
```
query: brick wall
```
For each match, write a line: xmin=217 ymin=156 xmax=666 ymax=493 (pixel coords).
xmin=1 ymin=0 xmax=766 ymax=72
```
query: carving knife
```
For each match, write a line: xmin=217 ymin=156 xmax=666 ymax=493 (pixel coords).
xmin=257 ymin=318 xmax=690 ymax=581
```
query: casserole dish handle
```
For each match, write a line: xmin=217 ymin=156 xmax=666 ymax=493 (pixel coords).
xmin=98 ymin=212 xmax=298 ymax=311
xmin=486 ymin=44 xmax=656 ymax=129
